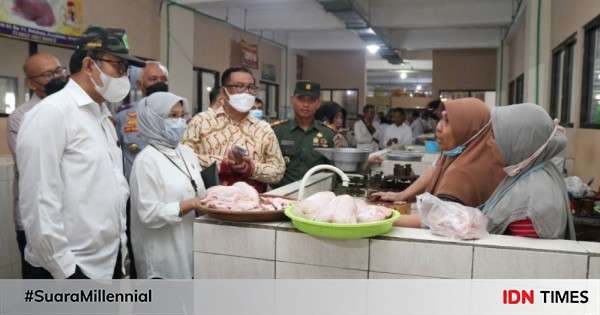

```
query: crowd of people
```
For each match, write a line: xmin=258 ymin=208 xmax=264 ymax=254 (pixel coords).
xmin=6 ymin=25 xmax=574 ymax=280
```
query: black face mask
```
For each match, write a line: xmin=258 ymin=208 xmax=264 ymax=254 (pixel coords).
xmin=145 ymin=81 xmax=169 ymax=96
xmin=43 ymin=76 xmax=69 ymax=95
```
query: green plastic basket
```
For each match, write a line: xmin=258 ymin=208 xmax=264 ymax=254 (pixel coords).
xmin=284 ymin=205 xmax=400 ymax=239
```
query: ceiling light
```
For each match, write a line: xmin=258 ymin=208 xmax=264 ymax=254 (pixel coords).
xmin=416 ymin=85 xmax=422 ymax=91
xmin=366 ymin=44 xmax=380 ymax=54
xmin=409 ymin=93 xmax=414 ymax=98
xmin=206 ymin=86 xmax=212 ymax=92
xmin=399 ymin=71 xmax=408 ymax=80
xmin=366 ymin=28 xmax=375 ymax=34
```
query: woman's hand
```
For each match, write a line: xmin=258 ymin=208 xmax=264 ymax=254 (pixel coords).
xmin=371 ymin=191 xmax=407 ymax=202
xmin=367 ymin=153 xmax=384 ymax=165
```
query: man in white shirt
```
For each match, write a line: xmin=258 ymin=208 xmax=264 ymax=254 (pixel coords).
xmin=383 ymin=108 xmax=413 ymax=147
xmin=353 ymin=104 xmax=380 ymax=151
xmin=7 ymin=52 xmax=68 ymax=279
xmin=16 ymin=26 xmax=145 ymax=279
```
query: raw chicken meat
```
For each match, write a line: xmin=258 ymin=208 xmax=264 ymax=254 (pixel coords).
xmin=202 ymin=182 xmax=260 ymax=211
xmin=297 ymin=193 xmax=393 ymax=224
xmin=294 ymin=191 xmax=336 ymax=219
xmin=331 ymin=195 xmax=358 ymax=224
xmin=13 ymin=0 xmax=56 ymax=27
xmin=260 ymin=196 xmax=293 ymax=211
xmin=356 ymin=205 xmax=393 ymax=223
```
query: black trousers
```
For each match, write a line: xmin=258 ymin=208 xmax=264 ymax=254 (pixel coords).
xmin=16 ymin=231 xmax=122 ymax=279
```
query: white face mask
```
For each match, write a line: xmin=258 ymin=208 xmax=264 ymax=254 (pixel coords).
xmin=90 ymin=61 xmax=131 ymax=103
xmin=503 ymin=119 xmax=564 ymax=177
xmin=225 ymin=89 xmax=255 ymax=113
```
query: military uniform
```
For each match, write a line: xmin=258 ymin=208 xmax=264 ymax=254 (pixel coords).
xmin=115 ymin=100 xmax=147 ymax=179
xmin=272 ymin=80 xmax=334 ymax=187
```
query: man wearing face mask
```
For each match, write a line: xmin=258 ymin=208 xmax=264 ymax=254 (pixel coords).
xmin=250 ymin=97 xmax=264 ymax=120
xmin=115 ymin=61 xmax=169 ymax=180
xmin=182 ymin=66 xmax=285 ymax=192
xmin=6 ymin=52 xmax=68 ymax=278
xmin=16 ymin=26 xmax=145 ymax=279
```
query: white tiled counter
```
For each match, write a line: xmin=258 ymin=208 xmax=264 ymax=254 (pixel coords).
xmin=194 ymin=218 xmax=600 ymax=279
xmin=194 ymin=171 xmax=600 ymax=279
xmin=0 ymin=155 xmax=20 ymax=278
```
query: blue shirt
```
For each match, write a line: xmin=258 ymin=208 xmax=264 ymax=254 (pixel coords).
xmin=115 ymin=100 xmax=147 ymax=179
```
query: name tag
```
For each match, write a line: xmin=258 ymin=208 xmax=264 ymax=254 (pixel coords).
xmin=281 ymin=140 xmax=295 ymax=146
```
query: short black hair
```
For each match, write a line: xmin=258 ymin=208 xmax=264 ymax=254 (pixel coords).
xmin=209 ymin=85 xmax=221 ymax=104
xmin=221 ymin=66 xmax=254 ymax=87
xmin=315 ymin=101 xmax=342 ymax=123
xmin=411 ymin=110 xmax=421 ymax=119
xmin=69 ymin=49 xmax=106 ymax=74
xmin=254 ymin=97 xmax=263 ymax=104
xmin=390 ymin=107 xmax=406 ymax=116
xmin=427 ymin=99 xmax=442 ymax=111
xmin=363 ymin=104 xmax=375 ymax=114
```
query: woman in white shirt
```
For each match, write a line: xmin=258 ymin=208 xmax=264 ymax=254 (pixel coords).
xmin=383 ymin=108 xmax=413 ymax=147
xmin=130 ymin=92 xmax=206 ymax=279
xmin=353 ymin=104 xmax=380 ymax=151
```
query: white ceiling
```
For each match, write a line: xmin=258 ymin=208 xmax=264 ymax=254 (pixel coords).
xmin=178 ymin=0 xmax=513 ymax=51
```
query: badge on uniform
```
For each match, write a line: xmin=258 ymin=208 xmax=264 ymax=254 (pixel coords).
xmin=313 ymin=132 xmax=328 ymax=147
xmin=124 ymin=111 xmax=139 ymax=133
xmin=284 ymin=156 xmax=291 ymax=164
xmin=281 ymin=140 xmax=295 ymax=146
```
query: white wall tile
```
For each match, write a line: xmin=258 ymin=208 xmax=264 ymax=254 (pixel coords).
xmin=472 ymin=247 xmax=588 ymax=279
xmin=368 ymin=272 xmax=442 ymax=279
xmin=276 ymin=262 xmax=367 ymax=279
xmin=276 ymin=231 xmax=369 ymax=270
xmin=473 ymin=235 xmax=588 ymax=254
xmin=194 ymin=223 xmax=275 ymax=260
xmin=589 ymin=257 xmax=600 ymax=279
xmin=370 ymin=240 xmax=473 ymax=278
xmin=579 ymin=241 xmax=600 ymax=255
xmin=194 ymin=252 xmax=274 ymax=279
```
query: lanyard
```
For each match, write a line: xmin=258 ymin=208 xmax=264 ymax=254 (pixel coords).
xmin=150 ymin=144 xmax=199 ymax=196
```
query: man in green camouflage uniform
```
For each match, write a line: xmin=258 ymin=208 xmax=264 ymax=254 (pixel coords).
xmin=272 ymin=81 xmax=334 ymax=187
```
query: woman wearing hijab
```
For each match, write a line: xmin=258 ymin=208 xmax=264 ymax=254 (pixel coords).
xmin=130 ymin=92 xmax=206 ymax=279
xmin=372 ymin=98 xmax=506 ymax=227
xmin=482 ymin=104 xmax=575 ymax=239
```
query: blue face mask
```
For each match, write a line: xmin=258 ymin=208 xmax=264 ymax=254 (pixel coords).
xmin=441 ymin=120 xmax=492 ymax=158
xmin=249 ymin=109 xmax=263 ymax=120
xmin=442 ymin=145 xmax=464 ymax=157
xmin=164 ymin=118 xmax=187 ymax=147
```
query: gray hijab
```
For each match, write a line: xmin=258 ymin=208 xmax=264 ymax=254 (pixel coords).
xmin=137 ymin=92 xmax=188 ymax=148
xmin=482 ymin=103 xmax=575 ymax=239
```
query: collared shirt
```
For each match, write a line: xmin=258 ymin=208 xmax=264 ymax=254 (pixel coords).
xmin=115 ymin=100 xmax=147 ymax=179
xmin=354 ymin=119 xmax=380 ymax=152
xmin=410 ymin=117 xmax=428 ymax=139
xmin=273 ymin=119 xmax=334 ymax=187
xmin=383 ymin=123 xmax=414 ymax=147
xmin=7 ymin=94 xmax=41 ymax=231
xmin=181 ymin=105 xmax=285 ymax=184
xmin=130 ymin=144 xmax=205 ymax=279
xmin=16 ymin=79 xmax=129 ymax=279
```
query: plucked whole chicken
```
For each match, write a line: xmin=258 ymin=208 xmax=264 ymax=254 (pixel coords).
xmin=201 ymin=182 xmax=292 ymax=212
xmin=294 ymin=193 xmax=393 ymax=224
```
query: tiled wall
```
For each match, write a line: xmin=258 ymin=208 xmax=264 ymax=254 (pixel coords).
xmin=193 ymin=220 xmax=600 ymax=279
xmin=0 ymin=156 xmax=20 ymax=278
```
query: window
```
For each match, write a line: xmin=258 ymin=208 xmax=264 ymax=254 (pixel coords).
xmin=581 ymin=14 xmax=600 ymax=128
xmin=508 ymin=74 xmax=524 ymax=104
xmin=321 ymin=89 xmax=359 ymax=119
xmin=193 ymin=67 xmax=219 ymax=114
xmin=550 ymin=34 xmax=575 ymax=126
xmin=509 ymin=80 xmax=516 ymax=104
xmin=0 ymin=76 xmax=18 ymax=116
xmin=258 ymin=81 xmax=279 ymax=119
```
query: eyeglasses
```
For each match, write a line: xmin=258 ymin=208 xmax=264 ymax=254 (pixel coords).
xmin=96 ymin=58 xmax=129 ymax=76
xmin=29 ymin=67 xmax=67 ymax=82
xmin=225 ymin=83 xmax=258 ymax=95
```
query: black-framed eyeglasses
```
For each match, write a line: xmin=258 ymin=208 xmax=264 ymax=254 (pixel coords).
xmin=225 ymin=83 xmax=258 ymax=95
xmin=96 ymin=58 xmax=129 ymax=76
xmin=29 ymin=66 xmax=67 ymax=82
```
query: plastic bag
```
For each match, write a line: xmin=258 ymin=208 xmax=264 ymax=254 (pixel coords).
xmin=417 ymin=193 xmax=489 ymax=240
xmin=564 ymin=176 xmax=592 ymax=198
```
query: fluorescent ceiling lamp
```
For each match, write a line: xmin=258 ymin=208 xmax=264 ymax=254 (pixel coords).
xmin=366 ymin=28 xmax=375 ymax=34
xmin=399 ymin=71 xmax=408 ymax=80
xmin=416 ymin=85 xmax=422 ymax=91
xmin=366 ymin=44 xmax=380 ymax=54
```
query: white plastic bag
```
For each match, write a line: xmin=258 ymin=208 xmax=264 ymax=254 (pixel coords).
xmin=417 ymin=193 xmax=489 ymax=240
xmin=564 ymin=176 xmax=592 ymax=198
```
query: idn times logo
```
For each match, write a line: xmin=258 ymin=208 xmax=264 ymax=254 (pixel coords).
xmin=502 ymin=290 xmax=589 ymax=304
